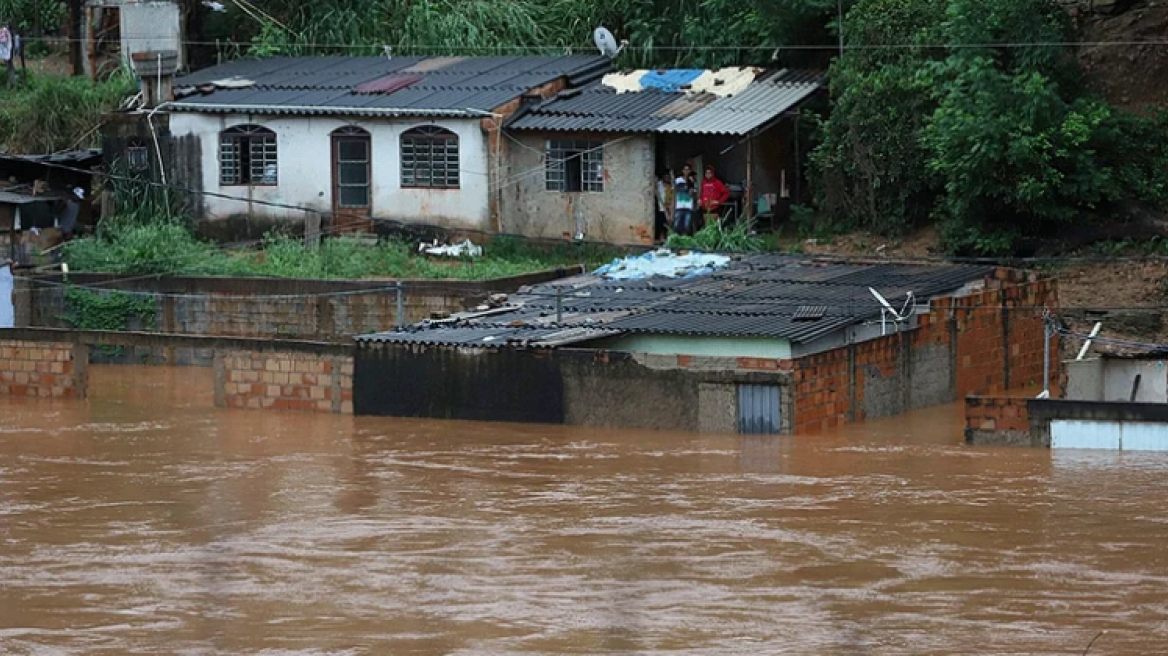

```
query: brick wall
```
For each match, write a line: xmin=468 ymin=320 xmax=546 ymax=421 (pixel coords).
xmin=0 ymin=339 xmax=86 ymax=399
xmin=792 ymin=274 xmax=1060 ymax=435
xmin=964 ymin=396 xmax=1033 ymax=446
xmin=215 ymin=351 xmax=354 ymax=414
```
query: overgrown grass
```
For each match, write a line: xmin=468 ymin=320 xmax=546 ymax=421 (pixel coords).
xmin=62 ymin=220 xmax=627 ymax=280
xmin=665 ymin=219 xmax=767 ymax=253
xmin=0 ymin=71 xmax=136 ymax=153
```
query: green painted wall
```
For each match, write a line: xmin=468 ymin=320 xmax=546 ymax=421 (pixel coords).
xmin=592 ymin=334 xmax=792 ymax=359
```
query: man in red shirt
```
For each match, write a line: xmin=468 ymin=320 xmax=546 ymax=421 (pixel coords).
xmin=698 ymin=165 xmax=731 ymax=227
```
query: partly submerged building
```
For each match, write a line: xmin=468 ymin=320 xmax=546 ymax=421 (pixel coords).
xmin=353 ymin=254 xmax=1060 ymax=435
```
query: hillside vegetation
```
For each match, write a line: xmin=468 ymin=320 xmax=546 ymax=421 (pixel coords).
xmin=3 ymin=0 xmax=1166 ymax=256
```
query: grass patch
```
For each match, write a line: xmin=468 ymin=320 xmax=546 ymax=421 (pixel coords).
xmin=665 ymin=219 xmax=766 ymax=253
xmin=62 ymin=220 xmax=629 ymax=280
xmin=0 ymin=71 xmax=135 ymax=153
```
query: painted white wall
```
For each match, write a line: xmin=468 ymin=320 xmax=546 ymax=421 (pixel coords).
xmin=168 ymin=113 xmax=492 ymax=231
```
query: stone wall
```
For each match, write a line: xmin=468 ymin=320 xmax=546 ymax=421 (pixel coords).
xmin=0 ymin=339 xmax=87 ymax=399
xmin=215 ymin=350 xmax=353 ymax=414
xmin=792 ymin=274 xmax=1060 ymax=434
xmin=964 ymin=396 xmax=1034 ymax=447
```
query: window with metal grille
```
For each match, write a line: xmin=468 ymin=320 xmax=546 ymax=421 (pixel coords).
xmin=401 ymin=126 xmax=459 ymax=189
xmin=219 ymin=125 xmax=278 ymax=186
xmin=126 ymin=139 xmax=149 ymax=171
xmin=545 ymin=140 xmax=604 ymax=193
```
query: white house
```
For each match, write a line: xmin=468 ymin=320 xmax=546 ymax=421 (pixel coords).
xmin=117 ymin=55 xmax=611 ymax=235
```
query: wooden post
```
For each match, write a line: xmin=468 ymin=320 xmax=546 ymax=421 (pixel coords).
xmin=745 ymin=133 xmax=754 ymax=221
xmin=68 ymin=0 xmax=83 ymax=76
xmin=86 ymin=6 xmax=97 ymax=80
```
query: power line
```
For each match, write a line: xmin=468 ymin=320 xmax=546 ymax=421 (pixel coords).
xmin=20 ymin=34 xmax=1168 ymax=51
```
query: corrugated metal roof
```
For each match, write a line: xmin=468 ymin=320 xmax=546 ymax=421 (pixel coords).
xmin=509 ymin=69 xmax=822 ymax=135
xmin=171 ymin=55 xmax=613 ymax=117
xmin=356 ymin=258 xmax=993 ymax=347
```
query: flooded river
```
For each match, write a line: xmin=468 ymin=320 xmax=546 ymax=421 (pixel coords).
xmin=2 ymin=366 xmax=1168 ymax=654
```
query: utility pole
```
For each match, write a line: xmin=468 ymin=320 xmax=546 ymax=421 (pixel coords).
xmin=838 ymin=0 xmax=845 ymax=60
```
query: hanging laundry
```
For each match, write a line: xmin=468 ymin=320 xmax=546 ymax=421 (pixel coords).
xmin=0 ymin=27 xmax=12 ymax=63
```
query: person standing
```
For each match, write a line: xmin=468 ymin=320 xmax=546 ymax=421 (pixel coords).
xmin=673 ymin=170 xmax=695 ymax=236
xmin=654 ymin=170 xmax=670 ymax=242
xmin=699 ymin=165 xmax=731 ymax=227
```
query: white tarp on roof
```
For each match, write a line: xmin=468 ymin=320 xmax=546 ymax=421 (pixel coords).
xmin=593 ymin=250 xmax=730 ymax=280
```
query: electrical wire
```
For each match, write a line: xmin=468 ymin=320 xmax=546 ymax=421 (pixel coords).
xmin=20 ymin=34 xmax=1168 ymax=52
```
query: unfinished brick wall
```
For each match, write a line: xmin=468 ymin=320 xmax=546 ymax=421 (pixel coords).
xmin=792 ymin=274 xmax=1060 ymax=435
xmin=0 ymin=340 xmax=86 ymax=399
xmin=214 ymin=350 xmax=354 ymax=414
xmin=964 ymin=396 xmax=1033 ymax=446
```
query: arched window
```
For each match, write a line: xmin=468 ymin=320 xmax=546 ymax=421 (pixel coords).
xmin=125 ymin=138 xmax=150 ymax=171
xmin=401 ymin=126 xmax=459 ymax=189
xmin=219 ymin=124 xmax=277 ymax=186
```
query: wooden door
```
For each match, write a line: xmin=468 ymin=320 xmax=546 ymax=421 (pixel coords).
xmin=331 ymin=127 xmax=373 ymax=233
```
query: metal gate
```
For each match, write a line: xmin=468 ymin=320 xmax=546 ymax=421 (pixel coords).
xmin=738 ymin=384 xmax=781 ymax=435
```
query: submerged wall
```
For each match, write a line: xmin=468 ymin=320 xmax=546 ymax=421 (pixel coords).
xmin=0 ymin=339 xmax=87 ymax=399
xmin=354 ymin=345 xmax=792 ymax=433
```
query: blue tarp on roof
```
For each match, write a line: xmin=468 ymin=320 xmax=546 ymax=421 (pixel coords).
xmin=638 ymin=69 xmax=703 ymax=92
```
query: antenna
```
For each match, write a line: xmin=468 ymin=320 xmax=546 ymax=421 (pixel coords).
xmin=869 ymin=287 xmax=915 ymax=335
xmin=593 ymin=26 xmax=626 ymax=59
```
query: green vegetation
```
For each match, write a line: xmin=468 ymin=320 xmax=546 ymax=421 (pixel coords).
xmin=63 ymin=286 xmax=157 ymax=354
xmin=0 ymin=71 xmax=136 ymax=153
xmin=665 ymin=220 xmax=766 ymax=253
xmin=62 ymin=219 xmax=624 ymax=280
xmin=812 ymin=0 xmax=1168 ymax=254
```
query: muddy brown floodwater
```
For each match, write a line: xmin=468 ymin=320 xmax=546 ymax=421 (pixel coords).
xmin=3 ymin=366 xmax=1168 ymax=655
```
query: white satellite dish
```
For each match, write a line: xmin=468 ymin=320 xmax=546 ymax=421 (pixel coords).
xmin=593 ymin=26 xmax=626 ymax=59
xmin=869 ymin=287 xmax=915 ymax=335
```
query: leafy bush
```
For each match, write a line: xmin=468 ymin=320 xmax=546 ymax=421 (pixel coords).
xmin=812 ymin=0 xmax=1168 ymax=253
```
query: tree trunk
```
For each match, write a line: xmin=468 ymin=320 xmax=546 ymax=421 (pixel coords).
xmin=68 ymin=0 xmax=83 ymax=76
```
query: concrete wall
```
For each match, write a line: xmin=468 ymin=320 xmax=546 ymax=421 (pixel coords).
xmin=590 ymin=334 xmax=792 ymax=359
xmin=501 ymin=132 xmax=655 ymax=245
xmin=792 ymin=273 xmax=1061 ymax=434
xmin=215 ymin=350 xmax=353 ymax=414
xmin=0 ymin=339 xmax=87 ymax=399
xmin=354 ymin=344 xmax=792 ymax=433
xmin=1066 ymin=358 xmax=1168 ymax=403
xmin=167 ymin=113 xmax=491 ymax=231
xmin=18 ymin=270 xmax=573 ymax=343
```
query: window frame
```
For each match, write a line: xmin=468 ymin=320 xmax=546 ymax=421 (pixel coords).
xmin=400 ymin=125 xmax=460 ymax=190
xmin=545 ymin=139 xmax=604 ymax=193
xmin=125 ymin=139 xmax=150 ymax=172
xmin=219 ymin=124 xmax=278 ymax=187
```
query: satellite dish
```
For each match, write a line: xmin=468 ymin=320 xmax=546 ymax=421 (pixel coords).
xmin=593 ymin=26 xmax=626 ymax=59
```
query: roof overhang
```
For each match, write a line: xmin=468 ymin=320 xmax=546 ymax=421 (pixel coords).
xmin=167 ymin=102 xmax=496 ymax=118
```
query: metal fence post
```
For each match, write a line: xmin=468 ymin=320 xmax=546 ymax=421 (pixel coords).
xmin=395 ymin=281 xmax=404 ymax=329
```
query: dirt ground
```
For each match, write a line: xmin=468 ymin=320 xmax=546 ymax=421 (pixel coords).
xmin=1078 ymin=0 xmax=1168 ymax=113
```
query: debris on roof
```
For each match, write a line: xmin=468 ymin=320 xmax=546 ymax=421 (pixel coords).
xmin=511 ymin=69 xmax=821 ymax=136
xmin=592 ymin=250 xmax=730 ymax=281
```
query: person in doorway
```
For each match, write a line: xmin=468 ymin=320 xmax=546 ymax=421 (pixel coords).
xmin=57 ymin=188 xmax=83 ymax=241
xmin=654 ymin=170 xmax=671 ymax=242
xmin=699 ymin=165 xmax=731 ymax=228
xmin=673 ymin=170 xmax=695 ymax=236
